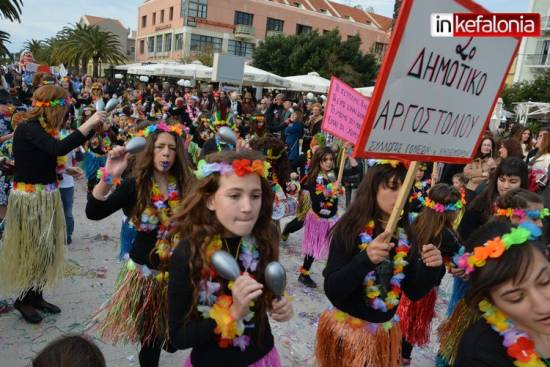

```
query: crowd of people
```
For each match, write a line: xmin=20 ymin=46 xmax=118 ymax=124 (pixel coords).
xmin=0 ymin=69 xmax=548 ymax=367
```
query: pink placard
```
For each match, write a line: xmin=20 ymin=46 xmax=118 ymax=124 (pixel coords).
xmin=321 ymin=77 xmax=370 ymax=144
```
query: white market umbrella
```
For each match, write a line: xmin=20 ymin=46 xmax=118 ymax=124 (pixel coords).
xmin=114 ymin=62 xmax=148 ymax=71
xmin=127 ymin=61 xmax=212 ymax=80
xmin=243 ymin=65 xmax=290 ymax=88
xmin=355 ymin=86 xmax=375 ymax=98
xmin=284 ymin=71 xmax=330 ymax=93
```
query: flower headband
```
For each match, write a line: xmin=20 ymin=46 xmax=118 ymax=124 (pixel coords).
xmin=194 ymin=159 xmax=270 ymax=179
xmin=136 ymin=122 xmax=185 ymax=137
xmin=453 ymin=221 xmax=541 ymax=275
xmin=32 ymin=97 xmax=70 ymax=108
xmin=418 ymin=195 xmax=466 ymax=213
xmin=494 ymin=207 xmax=550 ymax=221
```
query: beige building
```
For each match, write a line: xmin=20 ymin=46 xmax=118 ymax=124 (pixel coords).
xmin=135 ymin=0 xmax=392 ymax=63
xmin=79 ymin=15 xmax=136 ymax=75
xmin=512 ymin=0 xmax=549 ymax=83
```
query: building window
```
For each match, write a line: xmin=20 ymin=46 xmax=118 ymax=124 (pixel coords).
xmin=228 ymin=39 xmax=254 ymax=57
xmin=293 ymin=2 xmax=300 ymax=7
xmin=296 ymin=24 xmax=312 ymax=34
xmin=266 ymin=17 xmax=284 ymax=32
xmin=320 ymin=9 xmax=327 ymax=14
xmin=190 ymin=34 xmax=222 ymax=52
xmin=170 ymin=6 xmax=174 ymax=21
xmin=148 ymin=37 xmax=154 ymax=53
xmin=153 ymin=12 xmax=156 ymax=25
xmin=234 ymin=11 xmax=253 ymax=26
xmin=188 ymin=0 xmax=207 ymax=19
xmin=374 ymin=42 xmax=386 ymax=54
xmin=161 ymin=10 xmax=165 ymax=23
xmin=164 ymin=33 xmax=172 ymax=52
xmin=175 ymin=33 xmax=184 ymax=50
xmin=141 ymin=15 xmax=147 ymax=28
xmin=139 ymin=40 xmax=145 ymax=54
xmin=156 ymin=34 xmax=163 ymax=52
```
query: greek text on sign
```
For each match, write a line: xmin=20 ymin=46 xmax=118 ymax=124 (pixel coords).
xmin=354 ymin=0 xmax=520 ymax=163
xmin=321 ymin=77 xmax=370 ymax=144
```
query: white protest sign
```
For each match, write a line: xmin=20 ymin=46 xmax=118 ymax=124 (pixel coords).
xmin=353 ymin=0 xmax=520 ymax=163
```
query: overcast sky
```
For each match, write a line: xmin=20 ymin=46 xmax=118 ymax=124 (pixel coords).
xmin=1 ymin=0 xmax=530 ymax=53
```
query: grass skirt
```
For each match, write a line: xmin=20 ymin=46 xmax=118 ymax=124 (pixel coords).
xmin=397 ymin=288 xmax=437 ymax=346
xmin=296 ymin=190 xmax=311 ymax=221
xmin=437 ymin=299 xmax=479 ymax=365
xmin=302 ymin=211 xmax=338 ymax=259
xmin=89 ymin=261 xmax=169 ymax=347
xmin=0 ymin=189 xmax=65 ymax=296
xmin=315 ymin=309 xmax=402 ymax=367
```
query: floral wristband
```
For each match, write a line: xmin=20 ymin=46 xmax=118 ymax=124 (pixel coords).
xmin=96 ymin=167 xmax=121 ymax=186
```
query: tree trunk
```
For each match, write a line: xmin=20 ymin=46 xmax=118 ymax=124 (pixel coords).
xmin=80 ymin=58 xmax=88 ymax=76
xmin=92 ymin=57 xmax=99 ymax=78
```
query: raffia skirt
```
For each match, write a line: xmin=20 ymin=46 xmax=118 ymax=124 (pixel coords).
xmin=0 ymin=185 xmax=66 ymax=297
xmin=315 ymin=309 xmax=402 ymax=367
xmin=88 ymin=260 xmax=170 ymax=348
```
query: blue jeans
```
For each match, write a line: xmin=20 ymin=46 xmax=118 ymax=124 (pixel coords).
xmin=60 ymin=187 xmax=74 ymax=238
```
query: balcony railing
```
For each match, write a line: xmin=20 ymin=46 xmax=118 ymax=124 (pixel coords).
xmin=266 ymin=30 xmax=283 ymax=38
xmin=234 ymin=24 xmax=256 ymax=39
xmin=525 ymin=53 xmax=550 ymax=67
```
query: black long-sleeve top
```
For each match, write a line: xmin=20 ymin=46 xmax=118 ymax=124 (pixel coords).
xmin=13 ymin=119 xmax=87 ymax=184
xmin=454 ymin=319 xmax=547 ymax=367
xmin=458 ymin=207 xmax=486 ymax=242
xmin=324 ymin=228 xmax=445 ymax=323
xmin=85 ymin=178 xmax=162 ymax=269
xmin=168 ymin=237 xmax=274 ymax=366
xmin=308 ymin=176 xmax=339 ymax=219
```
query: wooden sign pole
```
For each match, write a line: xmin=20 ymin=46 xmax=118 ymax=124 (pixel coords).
xmin=336 ymin=149 xmax=347 ymax=183
xmin=432 ymin=162 xmax=439 ymax=185
xmin=386 ymin=161 xmax=420 ymax=234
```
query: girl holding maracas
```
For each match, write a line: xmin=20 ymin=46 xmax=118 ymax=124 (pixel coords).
xmin=168 ymin=150 xmax=293 ymax=367
xmin=316 ymin=160 xmax=445 ymax=367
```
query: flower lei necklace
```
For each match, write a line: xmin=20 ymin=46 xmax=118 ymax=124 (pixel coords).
xmin=198 ymin=235 xmax=260 ymax=351
xmin=134 ymin=175 xmax=181 ymax=273
xmin=479 ymin=300 xmax=546 ymax=367
xmin=358 ymin=221 xmax=410 ymax=312
xmin=315 ymin=174 xmax=341 ymax=210
xmin=38 ymin=117 xmax=67 ymax=177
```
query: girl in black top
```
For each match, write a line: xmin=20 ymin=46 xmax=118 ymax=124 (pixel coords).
xmin=454 ymin=221 xmax=550 ymax=367
xmin=298 ymin=147 xmax=342 ymax=288
xmin=168 ymin=150 xmax=293 ymax=367
xmin=437 ymin=188 xmax=546 ymax=366
xmin=316 ymin=160 xmax=445 ymax=367
xmin=86 ymin=122 xmax=193 ymax=367
xmin=398 ymin=183 xmax=463 ymax=366
xmin=0 ymin=81 xmax=105 ymax=324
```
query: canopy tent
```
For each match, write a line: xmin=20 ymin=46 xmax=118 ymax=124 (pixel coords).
xmin=113 ymin=62 xmax=150 ymax=71
xmin=355 ymin=86 xmax=374 ymax=98
xmin=284 ymin=72 xmax=330 ymax=93
xmin=127 ymin=61 xmax=212 ymax=80
xmin=243 ymin=65 xmax=290 ymax=88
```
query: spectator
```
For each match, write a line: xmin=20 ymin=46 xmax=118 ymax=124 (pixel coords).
xmin=241 ymin=92 xmax=256 ymax=115
xmin=498 ymin=138 xmax=524 ymax=160
xmin=285 ymin=109 xmax=304 ymax=164
xmin=265 ymin=93 xmax=285 ymax=134
xmin=528 ymin=129 xmax=550 ymax=192
xmin=463 ymin=137 xmax=496 ymax=195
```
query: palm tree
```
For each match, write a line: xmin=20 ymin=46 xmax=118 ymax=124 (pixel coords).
xmin=392 ymin=0 xmax=402 ymax=28
xmin=23 ymin=38 xmax=43 ymax=57
xmin=0 ymin=0 xmax=23 ymax=22
xmin=57 ymin=24 xmax=126 ymax=77
xmin=0 ymin=0 xmax=23 ymax=57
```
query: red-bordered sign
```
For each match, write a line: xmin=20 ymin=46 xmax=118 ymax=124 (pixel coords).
xmin=352 ymin=0 xmax=521 ymax=163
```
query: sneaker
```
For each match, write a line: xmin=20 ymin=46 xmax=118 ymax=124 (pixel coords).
xmin=67 ymin=236 xmax=72 ymax=245
xmin=281 ymin=233 xmax=289 ymax=242
xmin=298 ymin=274 xmax=317 ymax=288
